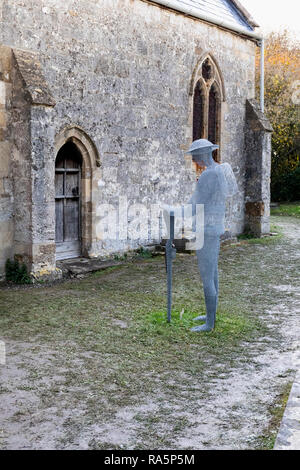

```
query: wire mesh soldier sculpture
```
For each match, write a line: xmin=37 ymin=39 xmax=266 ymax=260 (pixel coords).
xmin=162 ymin=139 xmax=238 ymax=331
xmin=186 ymin=139 xmax=238 ymax=332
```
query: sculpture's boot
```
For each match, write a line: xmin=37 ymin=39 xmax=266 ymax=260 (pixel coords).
xmin=191 ymin=295 xmax=216 ymax=332
xmin=193 ymin=314 xmax=206 ymax=322
xmin=193 ymin=279 xmax=218 ymax=323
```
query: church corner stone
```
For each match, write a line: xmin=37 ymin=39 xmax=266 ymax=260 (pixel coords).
xmin=244 ymin=99 xmax=273 ymax=237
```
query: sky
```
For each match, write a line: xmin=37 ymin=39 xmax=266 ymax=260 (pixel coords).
xmin=241 ymin=0 xmax=300 ymax=39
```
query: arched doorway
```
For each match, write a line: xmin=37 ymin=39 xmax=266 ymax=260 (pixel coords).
xmin=55 ymin=141 xmax=82 ymax=260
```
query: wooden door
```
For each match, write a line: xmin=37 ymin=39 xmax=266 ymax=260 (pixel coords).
xmin=55 ymin=142 xmax=82 ymax=260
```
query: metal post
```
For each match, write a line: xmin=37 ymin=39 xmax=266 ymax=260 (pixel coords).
xmin=166 ymin=211 xmax=175 ymax=323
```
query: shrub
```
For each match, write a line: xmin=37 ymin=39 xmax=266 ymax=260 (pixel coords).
xmin=271 ymin=164 xmax=300 ymax=202
xmin=136 ymin=247 xmax=153 ymax=259
xmin=5 ymin=258 xmax=32 ymax=284
xmin=255 ymin=31 xmax=300 ymax=202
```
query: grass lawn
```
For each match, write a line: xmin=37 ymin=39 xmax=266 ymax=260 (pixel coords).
xmin=0 ymin=215 xmax=299 ymax=450
xmin=271 ymin=202 xmax=300 ymax=218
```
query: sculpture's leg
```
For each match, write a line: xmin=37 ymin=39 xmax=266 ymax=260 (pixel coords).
xmin=214 ymin=240 xmax=220 ymax=318
xmin=191 ymin=294 xmax=216 ymax=331
xmin=191 ymin=292 xmax=217 ymax=332
xmin=214 ymin=267 xmax=219 ymax=310
xmin=194 ymin=257 xmax=219 ymax=323
xmin=191 ymin=235 xmax=219 ymax=332
xmin=193 ymin=242 xmax=207 ymax=323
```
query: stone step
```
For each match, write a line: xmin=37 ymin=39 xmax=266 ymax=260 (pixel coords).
xmin=56 ymin=258 xmax=125 ymax=276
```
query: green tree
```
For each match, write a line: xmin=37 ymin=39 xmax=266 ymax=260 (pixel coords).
xmin=256 ymin=31 xmax=300 ymax=201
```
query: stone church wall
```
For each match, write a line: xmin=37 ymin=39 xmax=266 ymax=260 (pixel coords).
xmin=0 ymin=0 xmax=260 ymax=276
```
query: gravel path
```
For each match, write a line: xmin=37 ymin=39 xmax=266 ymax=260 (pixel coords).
xmin=0 ymin=216 xmax=299 ymax=450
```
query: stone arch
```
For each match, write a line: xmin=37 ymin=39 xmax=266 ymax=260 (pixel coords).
xmin=55 ymin=125 xmax=101 ymax=258
xmin=55 ymin=125 xmax=101 ymax=173
xmin=189 ymin=52 xmax=226 ymax=101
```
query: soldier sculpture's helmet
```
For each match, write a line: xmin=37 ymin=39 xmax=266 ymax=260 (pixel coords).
xmin=186 ymin=139 xmax=219 ymax=155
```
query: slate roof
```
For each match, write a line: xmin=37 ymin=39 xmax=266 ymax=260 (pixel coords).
xmin=152 ymin=0 xmax=259 ymax=33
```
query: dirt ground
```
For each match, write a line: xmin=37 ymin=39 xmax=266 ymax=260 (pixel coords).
xmin=0 ymin=215 xmax=299 ymax=450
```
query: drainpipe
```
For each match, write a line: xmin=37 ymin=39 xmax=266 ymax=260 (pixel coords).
xmin=260 ymin=38 xmax=265 ymax=113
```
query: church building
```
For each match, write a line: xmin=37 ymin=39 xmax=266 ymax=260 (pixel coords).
xmin=0 ymin=0 xmax=272 ymax=279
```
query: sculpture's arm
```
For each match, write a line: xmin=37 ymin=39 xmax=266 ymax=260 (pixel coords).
xmin=220 ymin=163 xmax=239 ymax=197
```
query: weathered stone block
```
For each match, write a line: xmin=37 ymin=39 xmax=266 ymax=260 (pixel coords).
xmin=0 ymin=141 xmax=10 ymax=176
xmin=12 ymin=49 xmax=56 ymax=106
xmin=246 ymin=201 xmax=265 ymax=217
xmin=244 ymin=99 xmax=272 ymax=236
xmin=0 ymin=109 xmax=6 ymax=127
xmin=0 ymin=44 xmax=12 ymax=82
xmin=0 ymin=218 xmax=14 ymax=274
xmin=0 ymin=81 xmax=5 ymax=105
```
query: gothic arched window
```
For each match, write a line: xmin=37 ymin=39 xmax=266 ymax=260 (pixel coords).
xmin=192 ymin=57 xmax=223 ymax=162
